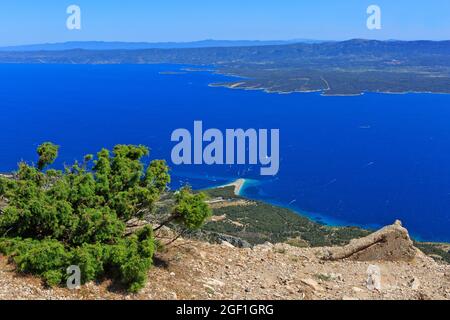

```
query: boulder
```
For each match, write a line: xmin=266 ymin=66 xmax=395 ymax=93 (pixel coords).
xmin=366 ymin=265 xmax=382 ymax=291
xmin=318 ymin=220 xmax=418 ymax=261
xmin=216 ymin=234 xmax=252 ymax=249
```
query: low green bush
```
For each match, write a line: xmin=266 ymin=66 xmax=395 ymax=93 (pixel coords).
xmin=0 ymin=143 xmax=210 ymax=292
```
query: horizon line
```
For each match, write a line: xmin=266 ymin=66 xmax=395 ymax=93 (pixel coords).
xmin=2 ymin=38 xmax=450 ymax=48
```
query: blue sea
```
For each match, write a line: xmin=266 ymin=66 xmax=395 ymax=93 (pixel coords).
xmin=1 ymin=64 xmax=450 ymax=242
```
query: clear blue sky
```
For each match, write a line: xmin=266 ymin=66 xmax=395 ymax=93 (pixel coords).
xmin=0 ymin=0 xmax=449 ymax=46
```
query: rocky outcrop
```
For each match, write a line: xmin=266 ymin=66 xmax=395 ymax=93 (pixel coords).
xmin=215 ymin=233 xmax=252 ymax=249
xmin=1 ymin=220 xmax=449 ymax=300
xmin=318 ymin=220 xmax=418 ymax=262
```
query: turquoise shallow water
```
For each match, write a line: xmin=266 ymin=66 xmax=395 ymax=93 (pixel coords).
xmin=0 ymin=64 xmax=450 ymax=242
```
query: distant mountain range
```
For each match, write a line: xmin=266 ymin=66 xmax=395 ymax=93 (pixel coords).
xmin=0 ymin=39 xmax=449 ymax=95
xmin=0 ymin=39 xmax=325 ymax=51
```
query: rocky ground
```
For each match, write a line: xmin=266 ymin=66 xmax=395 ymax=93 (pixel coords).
xmin=1 ymin=221 xmax=449 ymax=300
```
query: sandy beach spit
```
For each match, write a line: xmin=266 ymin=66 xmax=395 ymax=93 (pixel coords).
xmin=219 ymin=178 xmax=246 ymax=195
